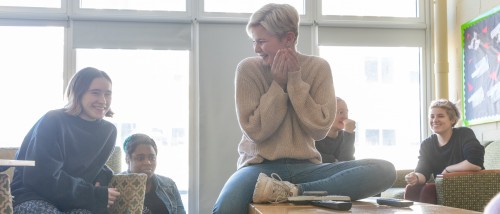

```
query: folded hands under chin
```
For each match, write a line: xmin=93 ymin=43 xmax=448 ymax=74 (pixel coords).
xmin=272 ymin=48 xmax=299 ymax=90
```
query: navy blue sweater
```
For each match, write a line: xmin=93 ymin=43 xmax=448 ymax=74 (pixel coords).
xmin=11 ymin=109 xmax=117 ymax=213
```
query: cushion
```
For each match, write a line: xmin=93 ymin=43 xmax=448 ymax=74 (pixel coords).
xmin=106 ymin=146 xmax=122 ymax=173
xmin=485 ymin=140 xmax=500 ymax=170
xmin=380 ymin=187 xmax=405 ymax=199
xmin=0 ymin=174 xmax=13 ymax=214
xmin=108 ymin=173 xmax=147 ymax=214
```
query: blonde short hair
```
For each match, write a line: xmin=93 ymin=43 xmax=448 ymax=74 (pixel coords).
xmin=246 ymin=3 xmax=299 ymax=43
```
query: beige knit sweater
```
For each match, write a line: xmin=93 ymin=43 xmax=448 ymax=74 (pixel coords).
xmin=235 ymin=53 xmax=336 ymax=169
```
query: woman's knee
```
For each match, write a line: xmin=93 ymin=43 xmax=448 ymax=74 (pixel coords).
xmin=368 ymin=159 xmax=397 ymax=188
xmin=213 ymin=195 xmax=249 ymax=214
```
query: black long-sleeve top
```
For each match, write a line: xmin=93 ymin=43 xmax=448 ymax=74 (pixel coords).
xmin=11 ymin=109 xmax=117 ymax=213
xmin=315 ymin=130 xmax=355 ymax=162
xmin=415 ymin=127 xmax=484 ymax=181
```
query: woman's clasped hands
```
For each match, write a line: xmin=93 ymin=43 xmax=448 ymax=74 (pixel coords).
xmin=271 ymin=48 xmax=299 ymax=90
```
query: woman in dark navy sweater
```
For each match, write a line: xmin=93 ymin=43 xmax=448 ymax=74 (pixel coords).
xmin=11 ymin=67 xmax=120 ymax=214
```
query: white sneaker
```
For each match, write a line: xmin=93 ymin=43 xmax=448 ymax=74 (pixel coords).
xmin=252 ymin=172 xmax=299 ymax=203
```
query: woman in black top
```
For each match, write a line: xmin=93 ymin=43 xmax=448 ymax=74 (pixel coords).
xmin=404 ymin=99 xmax=484 ymax=202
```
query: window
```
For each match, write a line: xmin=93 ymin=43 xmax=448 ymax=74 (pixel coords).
xmin=322 ymin=0 xmax=418 ymax=17
xmin=320 ymin=46 xmax=422 ymax=169
xmin=0 ymin=26 xmax=64 ymax=147
xmin=365 ymin=129 xmax=380 ymax=146
xmin=365 ymin=58 xmax=378 ymax=82
xmin=76 ymin=49 xmax=190 ymax=209
xmin=80 ymin=0 xmax=185 ymax=11
xmin=204 ymin=0 xmax=304 ymax=14
xmin=0 ymin=0 xmax=60 ymax=8
xmin=383 ymin=129 xmax=396 ymax=146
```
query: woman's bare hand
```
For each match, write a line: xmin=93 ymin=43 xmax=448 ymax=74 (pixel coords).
xmin=271 ymin=48 xmax=299 ymax=90
xmin=404 ymin=172 xmax=419 ymax=186
xmin=107 ymin=188 xmax=121 ymax=208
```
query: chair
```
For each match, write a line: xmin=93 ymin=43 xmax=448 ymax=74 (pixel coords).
xmin=404 ymin=182 xmax=437 ymax=204
xmin=0 ymin=173 xmax=147 ymax=214
xmin=405 ymin=140 xmax=500 ymax=211
xmin=0 ymin=146 xmax=127 ymax=213
xmin=435 ymin=170 xmax=500 ymax=211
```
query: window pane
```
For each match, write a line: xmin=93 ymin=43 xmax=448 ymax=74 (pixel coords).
xmin=0 ymin=0 xmax=60 ymax=8
xmin=80 ymin=0 xmax=185 ymax=11
xmin=320 ymin=46 xmax=421 ymax=169
xmin=0 ymin=26 xmax=64 ymax=147
xmin=76 ymin=49 xmax=189 ymax=210
xmin=204 ymin=0 xmax=304 ymax=14
xmin=322 ymin=0 xmax=418 ymax=18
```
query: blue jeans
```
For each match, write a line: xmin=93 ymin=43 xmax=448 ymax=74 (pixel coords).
xmin=212 ymin=158 xmax=396 ymax=214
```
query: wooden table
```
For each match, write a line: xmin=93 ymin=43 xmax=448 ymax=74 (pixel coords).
xmin=249 ymin=197 xmax=481 ymax=213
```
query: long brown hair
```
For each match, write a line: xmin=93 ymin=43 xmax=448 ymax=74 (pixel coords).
xmin=64 ymin=67 xmax=114 ymax=117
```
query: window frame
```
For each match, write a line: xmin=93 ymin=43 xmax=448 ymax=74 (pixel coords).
xmin=317 ymin=0 xmax=426 ymax=27
xmin=197 ymin=0 xmax=313 ymax=24
xmin=0 ymin=2 xmax=67 ymax=20
xmin=69 ymin=0 xmax=191 ymax=22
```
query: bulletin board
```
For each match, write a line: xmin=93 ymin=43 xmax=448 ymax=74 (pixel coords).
xmin=462 ymin=6 xmax=500 ymax=126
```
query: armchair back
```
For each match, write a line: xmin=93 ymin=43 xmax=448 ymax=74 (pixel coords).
xmin=434 ymin=140 xmax=500 ymax=211
xmin=484 ymin=140 xmax=500 ymax=170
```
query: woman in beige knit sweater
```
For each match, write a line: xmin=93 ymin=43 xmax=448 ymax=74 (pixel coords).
xmin=212 ymin=3 xmax=396 ymax=213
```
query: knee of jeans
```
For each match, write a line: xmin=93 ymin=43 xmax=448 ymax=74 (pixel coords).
xmin=380 ymin=160 xmax=396 ymax=175
xmin=213 ymin=205 xmax=248 ymax=214
xmin=375 ymin=159 xmax=396 ymax=184
xmin=213 ymin=197 xmax=250 ymax=214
